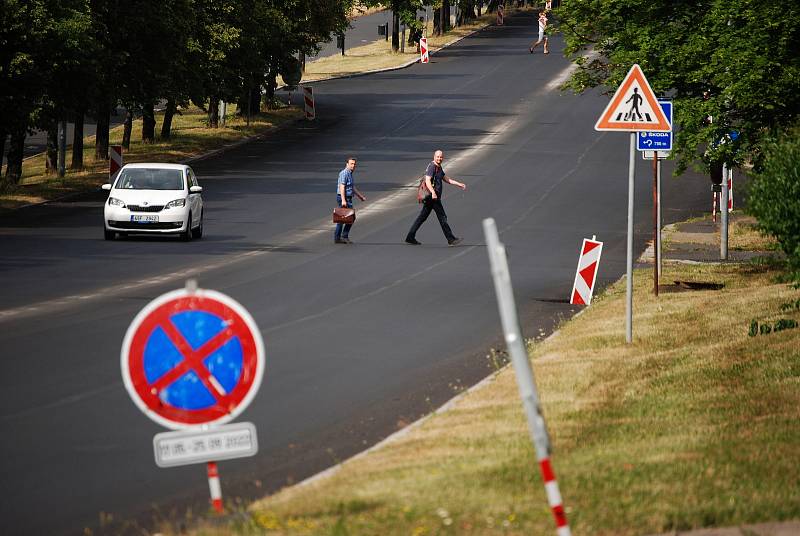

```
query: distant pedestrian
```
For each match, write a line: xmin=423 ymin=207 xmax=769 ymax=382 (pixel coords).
xmin=405 ymin=150 xmax=466 ymax=246
xmin=334 ymin=157 xmax=366 ymax=244
xmin=529 ymin=11 xmax=549 ymax=54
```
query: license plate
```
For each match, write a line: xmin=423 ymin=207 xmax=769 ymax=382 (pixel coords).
xmin=131 ymin=215 xmax=159 ymax=223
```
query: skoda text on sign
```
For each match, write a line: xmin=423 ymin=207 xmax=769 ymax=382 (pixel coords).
xmin=594 ymin=64 xmax=670 ymax=132
xmin=121 ymin=288 xmax=265 ymax=430
xmin=637 ymin=100 xmax=672 ymax=153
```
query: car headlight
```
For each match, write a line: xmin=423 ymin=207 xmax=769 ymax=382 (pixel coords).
xmin=164 ymin=198 xmax=186 ymax=209
xmin=108 ymin=197 xmax=126 ymax=207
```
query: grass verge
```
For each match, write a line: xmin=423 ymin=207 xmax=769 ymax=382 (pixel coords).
xmin=174 ymin=223 xmax=798 ymax=536
xmin=0 ymin=106 xmax=303 ymax=212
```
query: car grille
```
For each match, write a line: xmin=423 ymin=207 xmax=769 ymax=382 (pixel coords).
xmin=127 ymin=205 xmax=164 ymax=212
xmin=108 ymin=221 xmax=183 ymax=230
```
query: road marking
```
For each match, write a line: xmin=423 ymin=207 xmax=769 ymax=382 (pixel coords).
xmin=0 ymin=56 xmax=587 ymax=324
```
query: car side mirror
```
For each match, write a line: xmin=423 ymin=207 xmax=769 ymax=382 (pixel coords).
xmin=190 ymin=185 xmax=203 ymax=193
xmin=101 ymin=184 xmax=112 ymax=191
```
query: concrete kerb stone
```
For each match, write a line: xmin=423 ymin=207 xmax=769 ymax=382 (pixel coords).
xmin=9 ymin=117 xmax=305 ymax=212
xmin=264 ymin=306 xmax=586 ymax=498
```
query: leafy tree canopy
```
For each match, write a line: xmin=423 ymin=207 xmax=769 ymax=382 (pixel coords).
xmin=557 ymin=0 xmax=800 ymax=174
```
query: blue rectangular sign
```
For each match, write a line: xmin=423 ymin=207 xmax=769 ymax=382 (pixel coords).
xmin=637 ymin=100 xmax=672 ymax=152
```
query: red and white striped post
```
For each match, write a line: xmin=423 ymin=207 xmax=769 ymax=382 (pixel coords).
xmin=483 ymin=218 xmax=571 ymax=536
xmin=570 ymin=236 xmax=603 ymax=305
xmin=207 ymin=461 xmax=223 ymax=513
xmin=109 ymin=145 xmax=123 ymax=180
xmin=727 ymin=172 xmax=734 ymax=212
xmin=539 ymin=457 xmax=570 ymax=535
xmin=303 ymin=86 xmax=315 ymax=120
xmin=420 ymin=37 xmax=429 ymax=64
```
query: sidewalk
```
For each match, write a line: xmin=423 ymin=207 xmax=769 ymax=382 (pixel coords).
xmin=638 ymin=212 xmax=781 ymax=269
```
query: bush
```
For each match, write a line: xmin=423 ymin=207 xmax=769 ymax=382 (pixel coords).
xmin=748 ymin=124 xmax=800 ymax=280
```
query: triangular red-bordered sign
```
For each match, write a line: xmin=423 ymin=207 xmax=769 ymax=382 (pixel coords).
xmin=595 ymin=64 xmax=670 ymax=132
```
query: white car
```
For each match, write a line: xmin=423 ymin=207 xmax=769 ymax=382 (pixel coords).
xmin=102 ymin=163 xmax=204 ymax=241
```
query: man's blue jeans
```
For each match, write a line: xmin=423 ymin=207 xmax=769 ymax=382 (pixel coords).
xmin=334 ymin=195 xmax=353 ymax=240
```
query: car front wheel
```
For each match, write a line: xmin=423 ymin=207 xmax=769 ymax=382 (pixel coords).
xmin=104 ymin=229 xmax=115 ymax=240
xmin=180 ymin=212 xmax=192 ymax=241
xmin=191 ymin=210 xmax=203 ymax=239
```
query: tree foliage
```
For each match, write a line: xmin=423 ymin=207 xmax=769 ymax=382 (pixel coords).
xmin=557 ymin=0 xmax=800 ymax=174
xmin=1 ymin=0 xmax=353 ymax=182
xmin=747 ymin=124 xmax=800 ymax=279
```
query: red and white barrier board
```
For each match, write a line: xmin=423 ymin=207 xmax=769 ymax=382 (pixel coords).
xmin=109 ymin=145 xmax=123 ymax=179
xmin=570 ymin=237 xmax=603 ymax=305
xmin=420 ymin=37 xmax=429 ymax=64
xmin=303 ymin=86 xmax=315 ymax=120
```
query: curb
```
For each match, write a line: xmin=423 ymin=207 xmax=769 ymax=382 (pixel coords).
xmin=267 ymin=306 xmax=585 ymax=497
xmin=5 ymin=116 xmax=305 ymax=212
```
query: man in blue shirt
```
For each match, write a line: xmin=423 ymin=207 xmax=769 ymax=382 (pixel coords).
xmin=405 ymin=149 xmax=466 ymax=246
xmin=335 ymin=157 xmax=367 ymax=244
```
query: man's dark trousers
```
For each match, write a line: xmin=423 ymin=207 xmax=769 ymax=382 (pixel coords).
xmin=406 ymin=197 xmax=456 ymax=242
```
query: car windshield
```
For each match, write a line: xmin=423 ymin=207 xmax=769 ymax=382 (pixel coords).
xmin=115 ymin=168 xmax=184 ymax=190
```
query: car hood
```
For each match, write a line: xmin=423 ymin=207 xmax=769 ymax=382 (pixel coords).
xmin=110 ymin=189 xmax=186 ymax=205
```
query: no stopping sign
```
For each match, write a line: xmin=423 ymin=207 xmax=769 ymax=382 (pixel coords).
xmin=121 ymin=288 xmax=264 ymax=430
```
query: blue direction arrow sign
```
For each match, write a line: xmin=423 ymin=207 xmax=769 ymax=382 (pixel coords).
xmin=637 ymin=100 xmax=672 ymax=152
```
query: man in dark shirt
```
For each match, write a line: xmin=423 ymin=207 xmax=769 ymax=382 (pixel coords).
xmin=405 ymin=149 xmax=466 ymax=246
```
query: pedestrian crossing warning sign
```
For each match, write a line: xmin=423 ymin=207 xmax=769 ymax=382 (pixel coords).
xmin=595 ymin=64 xmax=670 ymax=132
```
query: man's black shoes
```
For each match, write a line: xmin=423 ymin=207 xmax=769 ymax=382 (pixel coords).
xmin=405 ymin=238 xmax=422 ymax=245
xmin=448 ymin=237 xmax=463 ymax=246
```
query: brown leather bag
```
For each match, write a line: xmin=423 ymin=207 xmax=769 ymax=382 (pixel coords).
xmin=333 ymin=207 xmax=356 ymax=224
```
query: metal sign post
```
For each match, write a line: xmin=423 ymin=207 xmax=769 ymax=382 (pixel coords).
xmin=483 ymin=218 xmax=571 ymax=536
xmin=657 ymin=159 xmax=662 ymax=279
xmin=626 ymin=133 xmax=636 ymax=342
xmin=652 ymin=153 xmax=659 ymax=296
xmin=595 ymin=65 xmax=669 ymax=343
xmin=721 ymin=163 xmax=729 ymax=260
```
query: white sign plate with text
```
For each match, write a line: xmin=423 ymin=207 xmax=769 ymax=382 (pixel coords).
xmin=153 ymin=422 xmax=258 ymax=468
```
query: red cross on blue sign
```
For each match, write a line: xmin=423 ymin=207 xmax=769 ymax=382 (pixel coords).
xmin=121 ymin=288 xmax=264 ymax=430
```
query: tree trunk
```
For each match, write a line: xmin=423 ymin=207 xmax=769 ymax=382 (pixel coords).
xmin=391 ymin=9 xmax=400 ymax=52
xmin=0 ymin=128 xmax=6 ymax=174
xmin=71 ymin=108 xmax=85 ymax=170
xmin=141 ymin=101 xmax=156 ymax=143
xmin=434 ymin=9 xmax=441 ymax=35
xmin=209 ymin=96 xmax=220 ymax=128
xmin=46 ymin=126 xmax=58 ymax=174
xmin=160 ymin=99 xmax=176 ymax=139
xmin=266 ymin=71 xmax=277 ymax=107
xmin=5 ymin=129 xmax=26 ymax=184
xmin=122 ymin=109 xmax=133 ymax=149
xmin=443 ymin=1 xmax=451 ymax=33
xmin=95 ymin=107 xmax=110 ymax=160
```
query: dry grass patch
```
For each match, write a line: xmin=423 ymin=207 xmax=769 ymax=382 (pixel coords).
xmin=0 ymin=105 xmax=302 ymax=211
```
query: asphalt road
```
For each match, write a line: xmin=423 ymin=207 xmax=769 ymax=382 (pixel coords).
xmin=0 ymin=12 xmax=710 ymax=536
